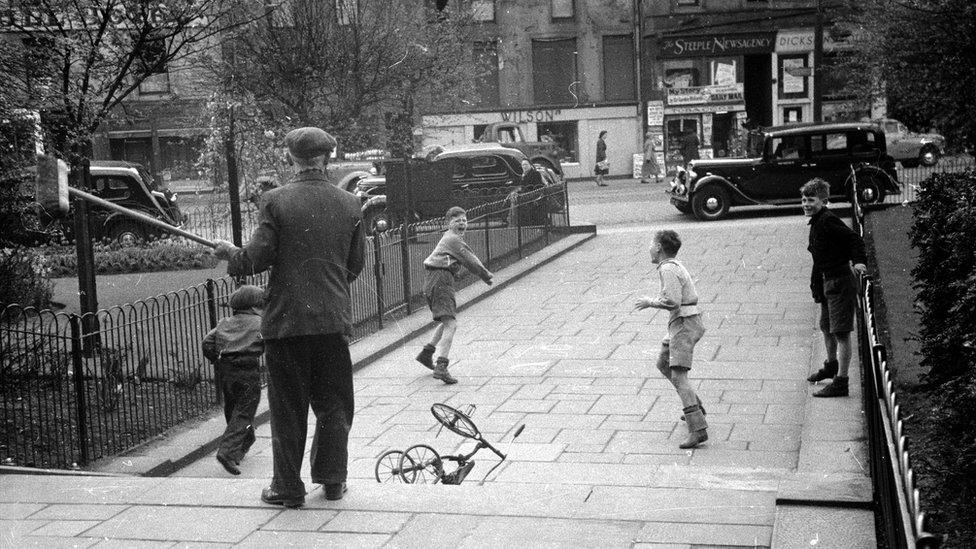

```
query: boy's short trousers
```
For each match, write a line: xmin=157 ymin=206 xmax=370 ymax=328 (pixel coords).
xmin=663 ymin=314 xmax=705 ymax=369
xmin=423 ymin=268 xmax=457 ymax=321
xmin=819 ymin=272 xmax=856 ymax=333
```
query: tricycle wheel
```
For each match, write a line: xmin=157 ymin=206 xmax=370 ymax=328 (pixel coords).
xmin=374 ymin=449 xmax=413 ymax=483
xmin=431 ymin=403 xmax=480 ymax=439
xmin=400 ymin=444 xmax=443 ymax=484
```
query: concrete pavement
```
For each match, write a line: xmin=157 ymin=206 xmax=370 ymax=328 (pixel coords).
xmin=0 ymin=214 xmax=876 ymax=548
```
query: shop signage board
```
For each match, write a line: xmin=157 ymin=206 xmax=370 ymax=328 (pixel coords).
xmin=776 ymin=28 xmax=849 ymax=53
xmin=659 ymin=32 xmax=776 ymax=58
xmin=666 ymin=84 xmax=744 ymax=106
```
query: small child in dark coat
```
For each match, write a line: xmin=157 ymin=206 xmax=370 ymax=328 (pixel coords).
xmin=203 ymin=285 xmax=265 ymax=475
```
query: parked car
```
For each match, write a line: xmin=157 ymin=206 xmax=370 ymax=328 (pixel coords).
xmin=871 ymin=118 xmax=946 ymax=168
xmin=353 ymin=143 xmax=565 ymax=232
xmin=1 ymin=160 xmax=185 ymax=246
xmin=667 ymin=122 xmax=900 ymax=221
xmin=476 ymin=122 xmax=566 ymax=176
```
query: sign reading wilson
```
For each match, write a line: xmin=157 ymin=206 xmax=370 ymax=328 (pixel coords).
xmin=659 ymin=32 xmax=776 ymax=58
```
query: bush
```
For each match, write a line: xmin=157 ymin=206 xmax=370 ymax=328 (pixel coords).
xmin=0 ymin=247 xmax=54 ymax=308
xmin=909 ymin=168 xmax=976 ymax=532
xmin=42 ymin=240 xmax=219 ymax=277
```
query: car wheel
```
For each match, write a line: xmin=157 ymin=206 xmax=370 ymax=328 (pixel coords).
xmin=919 ymin=146 xmax=940 ymax=167
xmin=109 ymin=221 xmax=145 ymax=247
xmin=364 ymin=207 xmax=390 ymax=234
xmin=854 ymin=173 xmax=886 ymax=205
xmin=691 ymin=186 xmax=730 ymax=221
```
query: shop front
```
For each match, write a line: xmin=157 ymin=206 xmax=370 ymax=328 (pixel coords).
xmin=653 ymin=31 xmax=775 ymax=173
xmin=421 ymin=104 xmax=639 ymax=181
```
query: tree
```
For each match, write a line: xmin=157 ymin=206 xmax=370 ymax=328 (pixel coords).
xmin=839 ymin=0 xmax=976 ymax=150
xmin=0 ymin=0 xmax=262 ymax=160
xmin=212 ymin=0 xmax=487 ymax=158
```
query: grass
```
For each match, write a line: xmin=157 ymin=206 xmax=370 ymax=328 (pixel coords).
xmin=865 ymin=204 xmax=975 ymax=547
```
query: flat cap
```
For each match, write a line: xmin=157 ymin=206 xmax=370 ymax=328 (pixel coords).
xmin=228 ymin=285 xmax=265 ymax=311
xmin=284 ymin=127 xmax=337 ymax=159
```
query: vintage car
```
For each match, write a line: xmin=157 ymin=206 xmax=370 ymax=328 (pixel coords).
xmin=352 ymin=143 xmax=565 ymax=232
xmin=871 ymin=118 xmax=946 ymax=168
xmin=667 ymin=122 xmax=900 ymax=221
xmin=1 ymin=160 xmax=185 ymax=246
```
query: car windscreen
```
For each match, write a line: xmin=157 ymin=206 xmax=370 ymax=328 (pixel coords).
xmin=137 ymin=165 xmax=157 ymax=190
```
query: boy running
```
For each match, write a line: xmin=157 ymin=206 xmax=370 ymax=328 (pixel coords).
xmin=416 ymin=207 xmax=493 ymax=384
xmin=635 ymin=230 xmax=708 ymax=449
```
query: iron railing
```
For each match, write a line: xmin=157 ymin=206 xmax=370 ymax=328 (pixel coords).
xmin=881 ymin=155 xmax=974 ymax=205
xmin=851 ymin=178 xmax=941 ymax=548
xmin=1 ymin=186 xmax=571 ymax=469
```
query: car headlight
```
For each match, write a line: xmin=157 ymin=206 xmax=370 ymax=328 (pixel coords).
xmin=686 ymin=168 xmax=698 ymax=181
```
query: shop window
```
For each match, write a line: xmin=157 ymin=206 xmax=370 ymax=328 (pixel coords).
xmin=537 ymin=120 xmax=578 ymax=163
xmin=602 ymin=35 xmax=635 ymax=102
xmin=551 ymin=0 xmax=574 ymax=19
xmin=472 ymin=42 xmax=499 ymax=107
xmin=663 ymin=60 xmax=699 ymax=88
xmin=710 ymin=58 xmax=737 ymax=86
xmin=665 ymin=117 xmax=699 ymax=168
xmin=778 ymin=54 xmax=809 ymax=99
xmin=532 ymin=38 xmax=578 ymax=105
xmin=675 ymin=0 xmax=700 ymax=6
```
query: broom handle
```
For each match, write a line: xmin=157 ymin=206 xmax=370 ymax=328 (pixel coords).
xmin=68 ymin=187 xmax=217 ymax=248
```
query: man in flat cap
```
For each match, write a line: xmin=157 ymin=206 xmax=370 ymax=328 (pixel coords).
xmin=214 ymin=126 xmax=365 ymax=508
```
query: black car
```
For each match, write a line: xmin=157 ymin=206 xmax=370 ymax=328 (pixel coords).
xmin=353 ymin=143 xmax=565 ymax=232
xmin=667 ymin=122 xmax=901 ymax=221
xmin=1 ymin=160 xmax=185 ymax=246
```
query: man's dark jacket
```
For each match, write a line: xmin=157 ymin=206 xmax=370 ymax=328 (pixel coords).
xmin=226 ymin=171 xmax=365 ymax=338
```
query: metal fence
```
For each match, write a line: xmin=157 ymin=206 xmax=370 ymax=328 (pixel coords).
xmin=851 ymin=181 xmax=941 ymax=548
xmin=1 ymin=186 xmax=570 ymax=469
xmin=881 ymin=155 xmax=974 ymax=205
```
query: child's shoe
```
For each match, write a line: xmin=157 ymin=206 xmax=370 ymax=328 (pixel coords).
xmin=216 ymin=452 xmax=240 ymax=475
xmin=432 ymin=357 xmax=458 ymax=385
xmin=416 ymin=344 xmax=436 ymax=371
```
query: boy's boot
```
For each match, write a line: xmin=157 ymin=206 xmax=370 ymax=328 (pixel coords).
xmin=432 ymin=357 xmax=458 ymax=385
xmin=679 ymin=405 xmax=708 ymax=449
xmin=813 ymin=376 xmax=849 ymax=398
xmin=415 ymin=344 xmax=436 ymax=371
xmin=807 ymin=359 xmax=838 ymax=383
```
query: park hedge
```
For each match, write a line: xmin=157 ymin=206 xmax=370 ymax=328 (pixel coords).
xmin=909 ymin=167 xmax=976 ymax=512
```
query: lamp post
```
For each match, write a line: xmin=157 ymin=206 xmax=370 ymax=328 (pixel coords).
xmin=813 ymin=0 xmax=824 ymax=122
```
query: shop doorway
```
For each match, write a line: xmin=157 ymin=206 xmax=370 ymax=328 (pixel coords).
xmin=665 ymin=116 xmax=699 ymax=173
xmin=744 ymin=54 xmax=772 ymax=127
xmin=711 ymin=113 xmax=737 ymax=158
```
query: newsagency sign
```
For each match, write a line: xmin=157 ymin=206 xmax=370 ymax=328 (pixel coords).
xmin=659 ymin=32 xmax=776 ymax=58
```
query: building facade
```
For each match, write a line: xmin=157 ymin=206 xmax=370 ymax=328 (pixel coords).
xmin=420 ymin=0 xmax=880 ymax=179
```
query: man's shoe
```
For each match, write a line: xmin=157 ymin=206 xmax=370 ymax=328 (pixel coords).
xmin=807 ymin=360 xmax=838 ymax=383
xmin=261 ymin=487 xmax=305 ymax=508
xmin=216 ymin=453 xmax=240 ymax=475
xmin=324 ymin=482 xmax=347 ymax=501
xmin=813 ymin=376 xmax=849 ymax=398
xmin=415 ymin=345 xmax=435 ymax=371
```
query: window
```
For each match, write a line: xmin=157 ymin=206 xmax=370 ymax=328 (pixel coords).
xmin=710 ymin=58 xmax=737 ymax=86
xmin=783 ymin=106 xmax=802 ymax=123
xmin=472 ymin=42 xmax=499 ymax=107
xmin=771 ymin=136 xmax=806 ymax=159
xmin=139 ymin=73 xmax=170 ymax=94
xmin=663 ymin=60 xmax=699 ymax=88
xmin=602 ymin=35 xmax=635 ymax=102
xmin=675 ymin=0 xmax=700 ymax=5
xmin=470 ymin=155 xmax=507 ymax=178
xmin=471 ymin=0 xmax=494 ymax=21
xmin=778 ymin=54 xmax=809 ymax=99
xmin=810 ymin=133 xmax=848 ymax=156
xmin=551 ymin=0 xmax=574 ymax=19
xmin=537 ymin=121 xmax=578 ymax=163
xmin=532 ymin=38 xmax=578 ymax=105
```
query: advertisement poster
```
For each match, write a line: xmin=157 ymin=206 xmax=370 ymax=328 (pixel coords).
xmin=782 ymin=58 xmax=806 ymax=94
xmin=646 ymin=101 xmax=665 ymax=126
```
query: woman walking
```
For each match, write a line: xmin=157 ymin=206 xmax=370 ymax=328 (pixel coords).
xmin=594 ymin=130 xmax=609 ymax=187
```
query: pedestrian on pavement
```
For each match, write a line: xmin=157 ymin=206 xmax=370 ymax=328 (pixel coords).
xmin=641 ymin=130 xmax=661 ymax=184
xmin=416 ymin=206 xmax=493 ymax=384
xmin=202 ymin=284 xmax=265 ymax=476
xmin=680 ymin=130 xmax=700 ymax=166
xmin=634 ymin=229 xmax=708 ymax=449
xmin=594 ymin=130 xmax=609 ymax=186
xmin=801 ymin=178 xmax=868 ymax=398
xmin=213 ymin=126 xmax=366 ymax=508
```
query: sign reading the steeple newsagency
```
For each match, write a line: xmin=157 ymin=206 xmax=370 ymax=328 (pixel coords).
xmin=659 ymin=32 xmax=776 ymax=58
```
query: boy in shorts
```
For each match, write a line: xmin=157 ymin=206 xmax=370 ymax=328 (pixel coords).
xmin=635 ymin=230 xmax=708 ymax=449
xmin=203 ymin=285 xmax=265 ymax=475
xmin=416 ymin=207 xmax=493 ymax=384
xmin=801 ymin=178 xmax=867 ymax=398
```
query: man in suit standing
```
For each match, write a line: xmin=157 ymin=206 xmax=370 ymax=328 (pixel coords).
xmin=214 ymin=127 xmax=365 ymax=507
